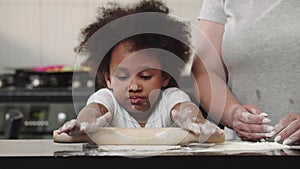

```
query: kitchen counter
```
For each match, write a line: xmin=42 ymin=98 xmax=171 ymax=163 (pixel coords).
xmin=1 ymin=139 xmax=300 ymax=156
xmin=1 ymin=139 xmax=300 ymax=168
xmin=0 ymin=139 xmax=83 ymax=156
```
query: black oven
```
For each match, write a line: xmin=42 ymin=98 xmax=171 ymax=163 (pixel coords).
xmin=0 ymin=91 xmax=90 ymax=139
xmin=0 ymin=66 xmax=96 ymax=139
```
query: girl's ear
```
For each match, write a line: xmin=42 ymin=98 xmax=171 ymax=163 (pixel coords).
xmin=104 ymin=72 xmax=112 ymax=89
xmin=162 ymin=73 xmax=171 ymax=87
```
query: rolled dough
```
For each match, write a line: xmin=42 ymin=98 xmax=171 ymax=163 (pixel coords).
xmin=53 ymin=127 xmax=225 ymax=145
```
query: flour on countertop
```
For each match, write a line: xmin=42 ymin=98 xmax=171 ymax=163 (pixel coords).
xmin=188 ymin=141 xmax=290 ymax=153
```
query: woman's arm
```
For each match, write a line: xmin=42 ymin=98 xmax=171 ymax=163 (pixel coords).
xmin=199 ymin=20 xmax=224 ymax=62
xmin=193 ymin=20 xmax=237 ymax=128
xmin=193 ymin=20 xmax=272 ymax=141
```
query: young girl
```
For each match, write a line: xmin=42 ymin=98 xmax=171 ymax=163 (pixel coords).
xmin=57 ymin=0 xmax=223 ymax=137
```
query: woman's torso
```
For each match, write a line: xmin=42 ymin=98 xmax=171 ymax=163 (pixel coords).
xmin=221 ymin=0 xmax=300 ymax=125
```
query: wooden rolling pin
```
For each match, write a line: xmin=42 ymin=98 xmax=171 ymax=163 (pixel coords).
xmin=53 ymin=128 xmax=225 ymax=145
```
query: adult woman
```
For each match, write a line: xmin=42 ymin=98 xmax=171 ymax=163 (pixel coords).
xmin=192 ymin=0 xmax=300 ymax=144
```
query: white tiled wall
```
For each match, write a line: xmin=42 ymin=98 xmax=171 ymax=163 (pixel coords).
xmin=0 ymin=0 xmax=202 ymax=73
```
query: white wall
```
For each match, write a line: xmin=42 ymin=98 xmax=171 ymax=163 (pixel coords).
xmin=0 ymin=0 xmax=202 ymax=74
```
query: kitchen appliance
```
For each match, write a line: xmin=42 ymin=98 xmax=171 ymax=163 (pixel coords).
xmin=0 ymin=65 xmax=97 ymax=139
xmin=4 ymin=109 xmax=23 ymax=139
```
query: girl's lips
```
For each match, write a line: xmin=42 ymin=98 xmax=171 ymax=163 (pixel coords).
xmin=129 ymin=97 xmax=144 ymax=104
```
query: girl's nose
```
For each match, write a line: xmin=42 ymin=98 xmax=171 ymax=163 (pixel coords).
xmin=129 ymin=84 xmax=139 ymax=91
xmin=128 ymin=78 xmax=141 ymax=91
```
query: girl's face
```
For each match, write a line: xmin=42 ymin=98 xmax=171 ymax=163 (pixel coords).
xmin=104 ymin=41 xmax=170 ymax=118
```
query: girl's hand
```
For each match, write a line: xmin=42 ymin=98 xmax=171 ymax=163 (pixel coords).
xmin=56 ymin=112 xmax=112 ymax=136
xmin=171 ymin=102 xmax=223 ymax=137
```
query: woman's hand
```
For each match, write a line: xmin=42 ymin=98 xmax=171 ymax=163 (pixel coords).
xmin=56 ymin=112 xmax=112 ymax=136
xmin=230 ymin=105 xmax=275 ymax=141
xmin=273 ymin=112 xmax=300 ymax=145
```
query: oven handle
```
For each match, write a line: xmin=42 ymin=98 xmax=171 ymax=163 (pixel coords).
xmin=4 ymin=109 xmax=24 ymax=139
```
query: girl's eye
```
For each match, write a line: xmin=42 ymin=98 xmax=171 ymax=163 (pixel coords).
xmin=140 ymin=75 xmax=152 ymax=80
xmin=116 ymin=74 xmax=129 ymax=81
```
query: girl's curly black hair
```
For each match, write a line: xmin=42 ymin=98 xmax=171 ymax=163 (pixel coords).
xmin=74 ymin=0 xmax=191 ymax=89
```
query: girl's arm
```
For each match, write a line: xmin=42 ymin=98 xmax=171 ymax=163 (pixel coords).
xmin=57 ymin=103 xmax=111 ymax=135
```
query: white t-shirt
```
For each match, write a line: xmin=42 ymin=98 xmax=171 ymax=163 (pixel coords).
xmin=86 ymin=87 xmax=191 ymax=128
